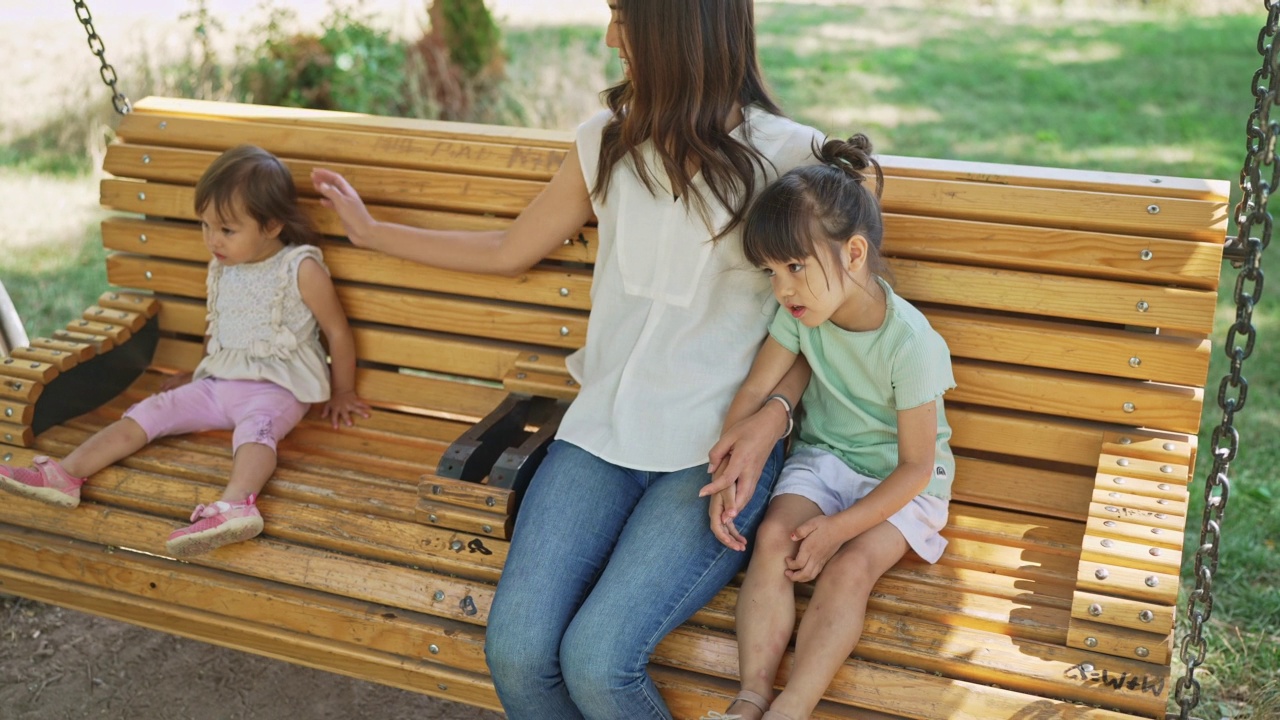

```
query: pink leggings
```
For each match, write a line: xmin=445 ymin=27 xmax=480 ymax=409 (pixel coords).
xmin=124 ymin=377 xmax=309 ymax=453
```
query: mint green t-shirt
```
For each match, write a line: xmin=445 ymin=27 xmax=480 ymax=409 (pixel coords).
xmin=769 ymin=277 xmax=956 ymax=500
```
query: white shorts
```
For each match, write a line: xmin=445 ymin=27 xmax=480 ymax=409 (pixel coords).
xmin=772 ymin=446 xmax=950 ymax=563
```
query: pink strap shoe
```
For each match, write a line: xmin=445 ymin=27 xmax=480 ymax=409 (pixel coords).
xmin=165 ymin=493 xmax=264 ymax=557
xmin=0 ymin=456 xmax=86 ymax=508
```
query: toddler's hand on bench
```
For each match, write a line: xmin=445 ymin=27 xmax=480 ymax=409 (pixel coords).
xmin=322 ymin=390 xmax=372 ymax=429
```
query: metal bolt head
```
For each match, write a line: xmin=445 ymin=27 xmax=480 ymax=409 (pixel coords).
xmin=1104 ymin=505 xmax=1119 ymax=512
xmin=139 ymin=234 xmax=148 ymax=243
xmin=482 ymin=525 xmax=493 ymax=533
xmin=158 ymin=121 xmax=167 ymax=129
xmin=559 ymin=287 xmax=570 ymax=297
xmin=433 ymin=590 xmax=445 ymax=601
xmin=1151 ymin=528 xmax=1162 ymax=535
xmin=1123 ymin=402 xmax=1136 ymax=413
xmin=1118 ymin=436 xmax=1132 ymax=445
xmin=485 ymin=497 xmax=496 ymax=507
xmin=428 ymin=514 xmax=438 ymax=523
xmin=1080 ymin=663 xmax=1095 ymax=674
xmin=145 ymin=270 xmax=153 ymax=280
xmin=528 ymin=354 xmax=539 ymax=362
xmin=1085 ymin=637 xmax=1099 ymax=647
xmin=1108 ymin=492 xmax=1121 ymax=498
xmin=1149 ymin=547 xmax=1162 ymax=556
xmin=1145 ymin=576 xmax=1159 ymax=588
xmin=437 ymin=684 xmax=448 ymax=691
xmin=1157 ymin=499 xmax=1169 ymax=505
xmin=1139 ymin=610 xmax=1154 ymax=623
xmin=2 ymin=453 xmax=10 ymax=462
xmin=1162 ymin=442 xmax=1176 ymax=451
xmin=1100 ymin=539 xmax=1114 ymax=548
xmin=1116 ymin=458 xmax=1130 ymax=468
xmin=1089 ymin=603 xmax=1103 ymax=616
xmin=429 ymin=644 xmax=440 ymax=654
xmin=1135 ymin=646 xmax=1150 ymax=658
xmin=1095 ymin=568 xmax=1110 ymax=580
xmin=142 ymin=154 xmax=151 ymax=164
xmin=1158 ymin=483 xmax=1170 ymax=491
xmin=1155 ymin=513 xmax=1167 ymax=520
xmin=1146 ymin=204 xmax=1160 ymax=214
xmin=515 ymin=372 xmax=527 ymax=380
xmin=3 ymin=434 xmax=10 ymax=442
xmin=1136 ymin=301 xmax=1150 ymax=313
xmin=1140 ymin=249 xmax=1153 ymax=261
xmin=138 ymin=192 xmax=146 ymax=201
xmin=432 ymin=485 xmax=442 ymax=495
xmin=1129 ymin=356 xmax=1142 ymax=368
xmin=4 ymin=408 xmax=11 ymax=417
xmin=1113 ymin=474 xmax=1127 ymax=482
xmin=1160 ymin=465 xmax=1173 ymax=474
xmin=559 ymin=326 xmax=570 ymax=337
xmin=450 ymin=540 xmax=463 ymax=551
xmin=1103 ymin=520 xmax=1116 ymax=527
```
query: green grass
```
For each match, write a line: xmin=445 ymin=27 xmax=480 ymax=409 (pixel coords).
xmin=1 ymin=3 xmax=1277 ymax=717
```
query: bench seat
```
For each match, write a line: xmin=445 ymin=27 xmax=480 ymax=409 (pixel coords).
xmin=0 ymin=97 xmax=1228 ymax=719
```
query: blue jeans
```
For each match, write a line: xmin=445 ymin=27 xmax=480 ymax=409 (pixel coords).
xmin=485 ymin=439 xmax=784 ymax=719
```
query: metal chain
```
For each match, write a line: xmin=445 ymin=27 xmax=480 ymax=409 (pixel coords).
xmin=1170 ymin=2 xmax=1276 ymax=718
xmin=73 ymin=0 xmax=131 ymax=115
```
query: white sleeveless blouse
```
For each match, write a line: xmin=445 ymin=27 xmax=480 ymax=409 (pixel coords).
xmin=193 ymin=244 xmax=331 ymax=403
xmin=557 ymin=106 xmax=823 ymax=471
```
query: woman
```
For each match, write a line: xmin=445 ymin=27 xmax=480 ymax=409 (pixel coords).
xmin=312 ymin=1 xmax=822 ymax=716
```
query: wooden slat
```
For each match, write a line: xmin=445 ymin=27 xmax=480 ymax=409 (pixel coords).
xmin=107 ymin=144 xmax=547 ymax=218
xmin=0 ymin=357 xmax=57 ymax=384
xmin=50 ymin=329 xmax=113 ymax=353
xmin=1066 ymin=618 xmax=1172 ymax=665
xmin=103 ymin=218 xmax=593 ymax=310
xmin=891 ymin=259 xmax=1217 ymax=334
xmin=503 ymin=367 xmax=580 ymax=399
xmin=1096 ymin=453 xmax=1191 ymax=485
xmin=98 ymin=290 xmax=160 ymax=317
xmin=881 ymin=153 xmax=1229 ymax=201
xmin=107 ymin=255 xmax=589 ymax=350
xmin=6 ymin=346 xmax=78 ymax=372
xmin=928 ymin=308 xmax=1211 ymax=386
xmin=65 ymin=318 xmax=131 ymax=344
xmin=82 ymin=304 xmax=146 ymax=332
xmin=115 ymin=113 xmax=568 ymax=181
xmin=0 ymin=423 xmax=34 ymax=447
xmin=1100 ymin=431 xmax=1195 ymax=465
xmin=100 ymin=185 xmax=598 ymax=265
xmin=950 ymin=360 xmax=1204 ymax=434
xmin=1071 ymin=591 xmax=1176 ymax=636
xmin=28 ymin=336 xmax=96 ymax=362
xmin=884 ymin=213 xmax=1223 ymax=289
xmin=131 ymin=95 xmax=570 ymax=149
xmin=0 ymin=374 xmax=42 ymax=403
xmin=881 ymin=175 xmax=1226 ymax=242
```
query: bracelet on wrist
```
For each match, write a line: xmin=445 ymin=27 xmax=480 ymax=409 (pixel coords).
xmin=764 ymin=394 xmax=794 ymax=439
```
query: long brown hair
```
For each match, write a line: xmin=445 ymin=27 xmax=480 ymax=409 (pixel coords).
xmin=195 ymin=145 xmax=316 ymax=246
xmin=594 ymin=0 xmax=783 ymax=238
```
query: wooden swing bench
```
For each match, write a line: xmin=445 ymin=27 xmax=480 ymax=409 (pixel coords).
xmin=0 ymin=97 xmax=1228 ymax=719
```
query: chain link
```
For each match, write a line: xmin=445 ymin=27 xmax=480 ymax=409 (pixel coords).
xmin=1170 ymin=2 xmax=1276 ymax=718
xmin=72 ymin=0 xmax=131 ymax=115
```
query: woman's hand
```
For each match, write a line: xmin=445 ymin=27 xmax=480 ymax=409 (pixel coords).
xmin=321 ymin=390 xmax=371 ymax=429
xmin=697 ymin=400 xmax=786 ymax=520
xmin=159 ymin=371 xmax=193 ymax=392
xmin=785 ymin=514 xmax=846 ymax=583
xmin=311 ymin=168 xmax=377 ymax=247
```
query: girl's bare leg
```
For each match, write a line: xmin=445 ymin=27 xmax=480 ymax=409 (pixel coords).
xmin=60 ymin=418 xmax=149 ymax=479
xmin=221 ymin=442 xmax=277 ymax=503
xmin=730 ymin=495 xmax=825 ymax=720
xmin=768 ymin=520 xmax=909 ymax=720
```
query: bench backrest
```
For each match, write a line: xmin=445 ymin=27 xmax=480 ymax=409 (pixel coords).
xmin=96 ymin=97 xmax=1228 ymax=717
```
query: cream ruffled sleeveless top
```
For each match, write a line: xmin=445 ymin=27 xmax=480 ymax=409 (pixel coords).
xmin=192 ymin=244 xmax=331 ymax=403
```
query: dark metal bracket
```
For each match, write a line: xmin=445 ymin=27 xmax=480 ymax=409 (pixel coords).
xmin=30 ymin=316 xmax=159 ymax=436
xmin=437 ymin=394 xmax=561 ymax=483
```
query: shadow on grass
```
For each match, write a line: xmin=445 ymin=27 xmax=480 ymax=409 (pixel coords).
xmin=758 ymin=7 xmax=1259 ymax=182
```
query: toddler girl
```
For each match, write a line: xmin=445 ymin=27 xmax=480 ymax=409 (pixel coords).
xmin=0 ymin=144 xmax=368 ymax=557
xmin=701 ymin=135 xmax=955 ymax=720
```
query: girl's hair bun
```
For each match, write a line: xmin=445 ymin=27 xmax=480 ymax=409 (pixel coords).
xmin=817 ymin=133 xmax=883 ymax=198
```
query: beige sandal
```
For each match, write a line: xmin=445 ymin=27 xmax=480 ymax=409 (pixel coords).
xmin=699 ymin=690 xmax=770 ymax=719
